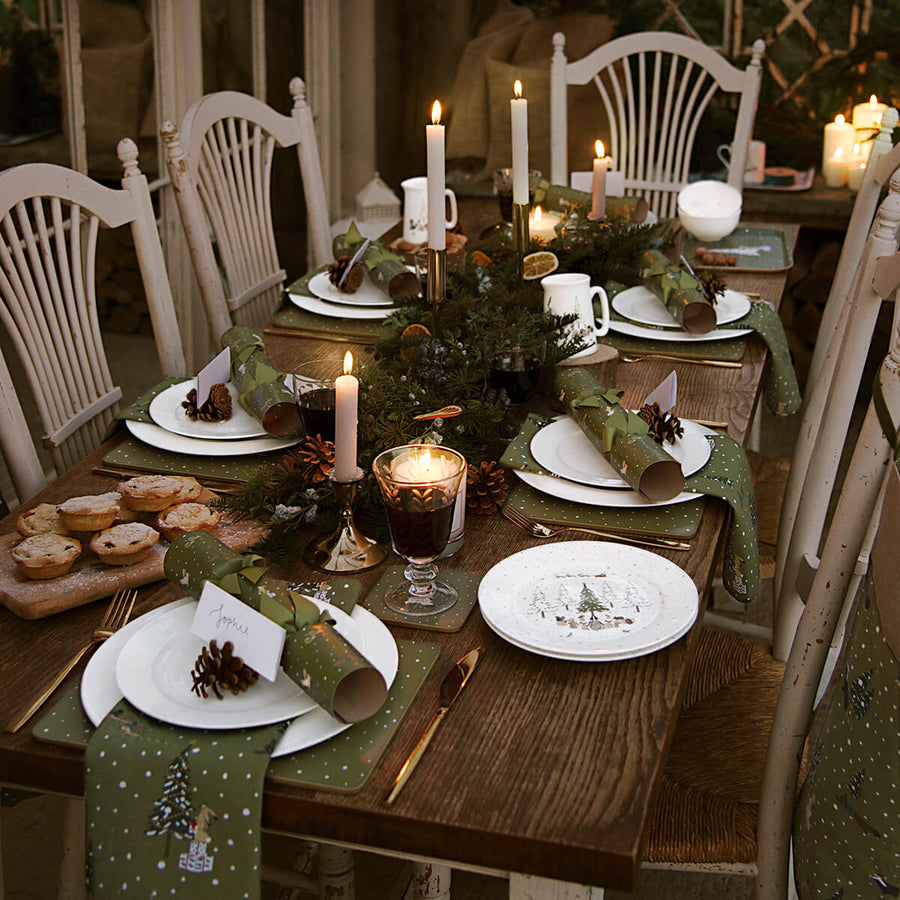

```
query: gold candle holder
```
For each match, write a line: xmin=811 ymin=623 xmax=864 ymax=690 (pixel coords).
xmin=512 ymin=202 xmax=529 ymax=282
xmin=426 ymin=247 xmax=446 ymax=305
xmin=304 ymin=468 xmax=388 ymax=573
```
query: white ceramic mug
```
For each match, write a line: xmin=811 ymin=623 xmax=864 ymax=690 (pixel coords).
xmin=540 ymin=273 xmax=610 ymax=359
xmin=717 ymin=140 xmax=766 ymax=184
xmin=400 ymin=177 xmax=458 ymax=245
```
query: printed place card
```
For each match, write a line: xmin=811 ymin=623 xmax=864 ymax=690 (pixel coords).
xmin=191 ymin=582 xmax=285 ymax=681
xmin=196 ymin=347 xmax=231 ymax=406
xmin=644 ymin=370 xmax=678 ymax=414
xmin=571 ymin=170 xmax=625 ymax=196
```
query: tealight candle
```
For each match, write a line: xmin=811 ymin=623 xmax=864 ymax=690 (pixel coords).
xmin=528 ymin=205 xmax=560 ymax=242
xmin=589 ymin=139 xmax=609 ymax=221
xmin=823 ymin=146 xmax=849 ymax=189
xmin=333 ymin=351 xmax=358 ymax=481
xmin=426 ymin=100 xmax=446 ymax=251
xmin=822 ymin=114 xmax=855 ymax=172
xmin=510 ymin=80 xmax=529 ymax=205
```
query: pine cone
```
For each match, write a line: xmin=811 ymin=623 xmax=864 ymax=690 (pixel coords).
xmin=296 ymin=435 xmax=335 ymax=482
xmin=638 ymin=403 xmax=684 ymax=445
xmin=181 ymin=383 xmax=233 ymax=422
xmin=327 ymin=255 xmax=364 ymax=293
xmin=697 ymin=271 xmax=727 ymax=305
xmin=191 ymin=640 xmax=259 ymax=700
xmin=466 ymin=461 xmax=510 ymax=515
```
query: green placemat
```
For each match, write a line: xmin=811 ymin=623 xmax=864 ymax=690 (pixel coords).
xmin=103 ymin=436 xmax=276 ymax=483
xmin=365 ymin=568 xmax=481 ymax=632
xmin=681 ymin=226 xmax=793 ymax=273
xmin=501 ymin=414 xmax=704 ymax=539
xmin=33 ymin=640 xmax=438 ymax=795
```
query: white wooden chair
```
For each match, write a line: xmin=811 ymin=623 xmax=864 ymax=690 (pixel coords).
xmin=550 ymin=31 xmax=765 ymax=218
xmin=161 ymin=77 xmax=331 ymax=338
xmin=0 ymin=140 xmax=187 ymax=505
xmin=640 ymin=177 xmax=900 ymax=892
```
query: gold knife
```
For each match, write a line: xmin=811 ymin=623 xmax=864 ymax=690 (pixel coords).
xmin=385 ymin=647 xmax=482 ymax=805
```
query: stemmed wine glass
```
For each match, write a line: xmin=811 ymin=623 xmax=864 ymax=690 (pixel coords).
xmin=372 ymin=445 xmax=466 ymax=616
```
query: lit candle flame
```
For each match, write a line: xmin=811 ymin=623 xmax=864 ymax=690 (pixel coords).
xmin=514 ymin=80 xmax=522 ymax=99
xmin=869 ymin=94 xmax=879 ymax=108
xmin=595 ymin=140 xmax=605 ymax=158
xmin=343 ymin=351 xmax=353 ymax=375
xmin=835 ymin=114 xmax=846 ymax=125
xmin=431 ymin=100 xmax=441 ymax=125
xmin=534 ymin=205 xmax=543 ymax=224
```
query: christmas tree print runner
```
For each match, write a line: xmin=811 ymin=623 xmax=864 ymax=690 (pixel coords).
xmin=86 ymin=705 xmax=285 ymax=899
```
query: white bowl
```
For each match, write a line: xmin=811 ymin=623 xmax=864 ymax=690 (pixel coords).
xmin=677 ymin=180 xmax=742 ymax=242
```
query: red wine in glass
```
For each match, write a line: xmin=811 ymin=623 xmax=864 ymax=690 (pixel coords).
xmin=384 ymin=492 xmax=456 ymax=560
xmin=296 ymin=387 xmax=336 ymax=442
xmin=489 ymin=350 xmax=543 ymax=404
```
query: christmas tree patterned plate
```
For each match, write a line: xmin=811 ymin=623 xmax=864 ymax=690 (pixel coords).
xmin=612 ymin=286 xmax=751 ymax=329
xmin=478 ymin=541 xmax=699 ymax=661
xmin=115 ymin=600 xmax=363 ymax=729
xmin=84 ymin=600 xmax=399 ymax=756
xmin=308 ymin=270 xmax=396 ymax=307
xmin=148 ymin=381 xmax=268 ymax=441
xmin=530 ymin=417 xmax=711 ymax=489
xmin=125 ymin=418 xmax=300 ymax=457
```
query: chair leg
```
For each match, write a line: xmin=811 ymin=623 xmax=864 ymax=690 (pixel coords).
xmin=509 ymin=872 xmax=601 ymax=898
xmin=412 ymin=862 xmax=452 ymax=899
xmin=318 ymin=843 xmax=356 ymax=898
xmin=58 ymin=797 xmax=86 ymax=900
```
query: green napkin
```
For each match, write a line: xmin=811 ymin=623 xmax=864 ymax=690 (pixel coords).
xmin=602 ymin=284 xmax=800 ymax=415
xmin=532 ymin=180 xmax=649 ymax=223
xmin=501 ymin=413 xmax=759 ymax=602
xmin=105 ymin=376 xmax=189 ymax=438
xmin=164 ymin=532 xmax=386 ymax=722
xmin=333 ymin=222 xmax=419 ymax=299
xmin=86 ymin=704 xmax=284 ymax=899
xmin=554 ymin=367 xmax=684 ymax=501
xmin=639 ymin=249 xmax=717 ymax=334
xmin=221 ymin=326 xmax=303 ymax=437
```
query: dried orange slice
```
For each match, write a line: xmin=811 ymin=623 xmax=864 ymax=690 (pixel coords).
xmin=522 ymin=250 xmax=559 ymax=281
xmin=470 ymin=250 xmax=492 ymax=268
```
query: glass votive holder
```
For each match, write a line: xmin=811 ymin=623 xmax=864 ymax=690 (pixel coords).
xmin=372 ymin=445 xmax=466 ymax=616
xmin=493 ymin=167 xmax=542 ymax=222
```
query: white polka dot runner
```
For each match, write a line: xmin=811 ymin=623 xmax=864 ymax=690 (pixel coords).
xmin=85 ymin=705 xmax=285 ymax=898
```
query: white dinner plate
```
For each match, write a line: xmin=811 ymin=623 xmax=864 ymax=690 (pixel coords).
xmin=606 ymin=318 xmax=752 ymax=342
xmin=289 ymin=290 xmax=395 ymax=321
xmin=115 ymin=599 xmax=363 ymax=729
xmin=478 ymin=541 xmax=699 ymax=661
xmin=148 ymin=381 xmax=268 ymax=441
xmin=308 ymin=270 xmax=395 ymax=307
xmin=612 ymin=286 xmax=751 ymax=329
xmin=125 ymin=418 xmax=300 ymax=457
xmin=530 ymin=417 xmax=711 ymax=489
xmin=82 ymin=599 xmax=399 ymax=756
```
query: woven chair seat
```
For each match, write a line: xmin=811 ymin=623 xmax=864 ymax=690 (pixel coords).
xmin=644 ymin=628 xmax=785 ymax=865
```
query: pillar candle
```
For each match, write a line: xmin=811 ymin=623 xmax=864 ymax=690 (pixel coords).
xmin=589 ymin=140 xmax=609 ymax=220
xmin=822 ymin=114 xmax=855 ymax=172
xmin=511 ymin=80 xmax=529 ymax=205
xmin=848 ymin=160 xmax=867 ymax=192
xmin=852 ymin=94 xmax=888 ymax=133
xmin=822 ymin=147 xmax=849 ymax=189
xmin=426 ymin=100 xmax=446 ymax=251
xmin=334 ymin=351 xmax=358 ymax=481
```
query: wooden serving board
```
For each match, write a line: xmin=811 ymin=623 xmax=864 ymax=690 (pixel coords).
xmin=0 ymin=499 xmax=266 ymax=620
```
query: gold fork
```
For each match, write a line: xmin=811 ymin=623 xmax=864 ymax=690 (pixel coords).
xmin=5 ymin=588 xmax=137 ymax=733
xmin=619 ymin=352 xmax=742 ymax=368
xmin=503 ymin=507 xmax=691 ymax=551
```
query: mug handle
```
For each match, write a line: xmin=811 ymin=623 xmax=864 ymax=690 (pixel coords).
xmin=444 ymin=189 xmax=458 ymax=229
xmin=591 ymin=286 xmax=610 ymax=337
xmin=716 ymin=144 xmax=732 ymax=170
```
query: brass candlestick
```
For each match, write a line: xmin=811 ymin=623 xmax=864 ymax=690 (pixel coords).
xmin=426 ymin=247 xmax=446 ymax=305
xmin=304 ymin=468 xmax=388 ymax=573
xmin=512 ymin=201 xmax=529 ymax=282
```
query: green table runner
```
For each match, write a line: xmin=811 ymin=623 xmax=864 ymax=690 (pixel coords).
xmin=502 ymin=413 xmax=759 ymax=602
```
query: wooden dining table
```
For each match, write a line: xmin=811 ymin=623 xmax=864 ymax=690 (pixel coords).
xmin=0 ymin=213 xmax=799 ymax=897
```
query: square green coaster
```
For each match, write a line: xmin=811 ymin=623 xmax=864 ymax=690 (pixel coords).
xmin=365 ymin=567 xmax=481 ymax=632
xmin=33 ymin=640 xmax=439 ymax=795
